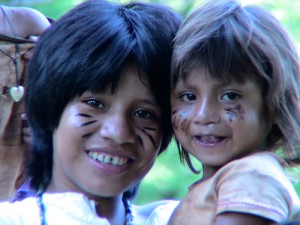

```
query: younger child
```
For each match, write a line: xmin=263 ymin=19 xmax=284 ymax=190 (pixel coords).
xmin=150 ymin=0 xmax=300 ymax=224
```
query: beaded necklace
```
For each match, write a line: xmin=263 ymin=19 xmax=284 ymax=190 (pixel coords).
xmin=38 ymin=193 xmax=134 ymax=225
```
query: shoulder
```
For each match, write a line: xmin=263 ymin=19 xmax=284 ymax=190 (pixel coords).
xmin=215 ymin=152 xmax=295 ymax=194
xmin=219 ymin=152 xmax=285 ymax=176
xmin=214 ymin=152 xmax=299 ymax=221
xmin=0 ymin=197 xmax=40 ymax=224
xmin=133 ymin=200 xmax=179 ymax=225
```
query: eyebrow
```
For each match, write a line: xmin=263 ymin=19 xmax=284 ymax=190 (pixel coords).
xmin=139 ymin=99 xmax=159 ymax=107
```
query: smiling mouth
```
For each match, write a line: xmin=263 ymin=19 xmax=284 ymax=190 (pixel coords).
xmin=87 ymin=151 xmax=129 ymax=166
xmin=194 ymin=135 xmax=225 ymax=145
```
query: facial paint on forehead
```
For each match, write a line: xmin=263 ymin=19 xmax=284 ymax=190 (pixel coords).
xmin=224 ymin=104 xmax=245 ymax=122
xmin=172 ymin=109 xmax=189 ymax=133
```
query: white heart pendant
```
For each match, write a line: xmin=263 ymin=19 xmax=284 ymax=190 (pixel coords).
xmin=9 ymin=86 xmax=24 ymax=102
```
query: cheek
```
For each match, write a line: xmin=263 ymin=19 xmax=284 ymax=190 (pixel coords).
xmin=55 ymin=109 xmax=98 ymax=146
xmin=224 ymin=104 xmax=245 ymax=123
xmin=171 ymin=108 xmax=191 ymax=133
xmin=137 ymin=124 xmax=163 ymax=152
xmin=53 ymin=115 xmax=80 ymax=150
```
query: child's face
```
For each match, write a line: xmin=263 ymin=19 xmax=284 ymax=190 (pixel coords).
xmin=49 ymin=62 xmax=162 ymax=198
xmin=171 ymin=66 xmax=270 ymax=173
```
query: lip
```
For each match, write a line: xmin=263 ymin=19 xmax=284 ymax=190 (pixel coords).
xmin=192 ymin=134 xmax=227 ymax=148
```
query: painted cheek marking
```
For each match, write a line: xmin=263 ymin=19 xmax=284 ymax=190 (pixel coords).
xmin=75 ymin=113 xmax=92 ymax=118
xmin=180 ymin=118 xmax=189 ymax=133
xmin=76 ymin=120 xmax=98 ymax=128
xmin=224 ymin=104 xmax=245 ymax=122
xmin=172 ymin=110 xmax=179 ymax=130
xmin=75 ymin=113 xmax=98 ymax=138
xmin=172 ymin=110 xmax=189 ymax=132
xmin=235 ymin=105 xmax=245 ymax=119
xmin=137 ymin=127 xmax=156 ymax=148
xmin=137 ymin=136 xmax=144 ymax=148
xmin=82 ymin=133 xmax=92 ymax=139
xmin=137 ymin=127 xmax=158 ymax=148
xmin=143 ymin=127 xmax=157 ymax=131
xmin=225 ymin=111 xmax=235 ymax=122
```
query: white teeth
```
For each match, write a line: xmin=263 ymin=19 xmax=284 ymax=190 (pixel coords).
xmin=112 ymin=157 xmax=118 ymax=165
xmin=118 ymin=158 xmax=124 ymax=166
xmin=88 ymin=151 xmax=128 ymax=166
xmin=104 ymin=156 xmax=111 ymax=163
xmin=97 ymin=154 xmax=104 ymax=162
xmin=92 ymin=152 xmax=98 ymax=159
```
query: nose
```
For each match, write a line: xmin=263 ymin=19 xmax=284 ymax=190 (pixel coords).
xmin=193 ymin=98 xmax=220 ymax=125
xmin=99 ymin=113 xmax=135 ymax=144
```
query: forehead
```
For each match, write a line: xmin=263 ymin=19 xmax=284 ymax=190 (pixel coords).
xmin=109 ymin=62 xmax=151 ymax=93
xmin=87 ymin=61 xmax=150 ymax=95
xmin=179 ymin=63 xmax=260 ymax=86
xmin=89 ymin=63 xmax=157 ymax=107
xmin=118 ymin=65 xmax=150 ymax=92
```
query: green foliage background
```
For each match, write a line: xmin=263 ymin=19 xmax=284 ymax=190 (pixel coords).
xmin=2 ymin=0 xmax=300 ymax=204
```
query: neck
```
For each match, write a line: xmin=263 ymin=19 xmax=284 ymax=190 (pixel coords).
xmin=201 ymin=165 xmax=220 ymax=180
xmin=94 ymin=195 xmax=126 ymax=225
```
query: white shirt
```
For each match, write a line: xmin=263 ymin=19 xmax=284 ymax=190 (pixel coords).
xmin=0 ymin=192 xmax=109 ymax=225
xmin=0 ymin=191 xmax=179 ymax=225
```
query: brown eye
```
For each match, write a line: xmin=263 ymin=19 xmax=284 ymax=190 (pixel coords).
xmin=180 ymin=92 xmax=196 ymax=102
xmin=133 ymin=109 xmax=156 ymax=119
xmin=221 ymin=92 xmax=241 ymax=101
xmin=84 ymin=99 xmax=105 ymax=109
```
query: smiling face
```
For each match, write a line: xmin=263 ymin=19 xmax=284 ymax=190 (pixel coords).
xmin=171 ymin=66 xmax=270 ymax=176
xmin=48 ymin=62 xmax=162 ymax=199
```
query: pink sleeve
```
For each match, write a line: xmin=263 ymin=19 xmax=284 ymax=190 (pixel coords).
xmin=216 ymin=154 xmax=298 ymax=223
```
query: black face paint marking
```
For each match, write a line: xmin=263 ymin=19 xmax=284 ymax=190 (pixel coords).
xmin=172 ymin=109 xmax=188 ymax=132
xmin=143 ymin=127 xmax=157 ymax=131
xmin=224 ymin=104 xmax=244 ymax=122
xmin=137 ymin=135 xmax=144 ymax=147
xmin=82 ymin=133 xmax=93 ymax=139
xmin=75 ymin=113 xmax=98 ymax=138
xmin=172 ymin=110 xmax=179 ymax=129
xmin=76 ymin=120 xmax=98 ymax=128
xmin=76 ymin=113 xmax=92 ymax=118
xmin=235 ymin=105 xmax=245 ymax=119
xmin=137 ymin=127 xmax=155 ymax=148
xmin=225 ymin=111 xmax=234 ymax=122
